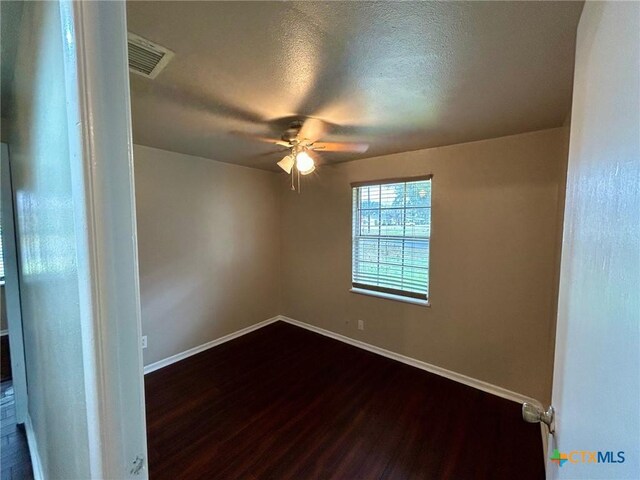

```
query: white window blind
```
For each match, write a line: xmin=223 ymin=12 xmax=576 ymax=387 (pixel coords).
xmin=352 ymin=177 xmax=431 ymax=301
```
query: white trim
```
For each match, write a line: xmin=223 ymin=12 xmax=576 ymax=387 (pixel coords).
xmin=0 ymin=329 xmax=8 ymax=337
xmin=25 ymin=414 xmax=45 ymax=480
xmin=277 ymin=315 xmax=544 ymax=408
xmin=60 ymin=1 xmax=148 ymax=477
xmin=144 ymin=313 xmax=542 ymax=408
xmin=142 ymin=314 xmax=546 ymax=461
xmin=143 ymin=317 xmax=281 ymax=375
xmin=1 ymin=143 xmax=28 ymax=424
xmin=281 ymin=316 xmax=549 ymax=464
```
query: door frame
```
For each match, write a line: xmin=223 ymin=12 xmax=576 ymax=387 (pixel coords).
xmin=1 ymin=142 xmax=28 ymax=425
xmin=60 ymin=1 xmax=149 ymax=477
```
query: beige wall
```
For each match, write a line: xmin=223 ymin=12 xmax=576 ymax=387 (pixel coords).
xmin=281 ymin=128 xmax=568 ymax=403
xmin=135 ymin=129 xmax=567 ymax=402
xmin=134 ymin=145 xmax=281 ymax=366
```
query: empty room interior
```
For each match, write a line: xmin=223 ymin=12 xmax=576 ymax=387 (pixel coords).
xmin=1 ymin=0 xmax=639 ymax=479
xmin=132 ymin=2 xmax=574 ymax=477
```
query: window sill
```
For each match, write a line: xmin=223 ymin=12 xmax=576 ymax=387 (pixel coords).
xmin=350 ymin=288 xmax=430 ymax=307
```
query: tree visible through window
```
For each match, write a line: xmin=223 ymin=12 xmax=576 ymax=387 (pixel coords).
xmin=352 ymin=177 xmax=431 ymax=301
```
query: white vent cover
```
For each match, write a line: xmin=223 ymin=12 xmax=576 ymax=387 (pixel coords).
xmin=127 ymin=32 xmax=174 ymax=79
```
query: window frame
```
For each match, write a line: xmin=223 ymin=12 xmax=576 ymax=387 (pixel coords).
xmin=350 ymin=175 xmax=432 ymax=307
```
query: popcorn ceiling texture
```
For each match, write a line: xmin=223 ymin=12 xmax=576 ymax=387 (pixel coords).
xmin=126 ymin=1 xmax=583 ymax=170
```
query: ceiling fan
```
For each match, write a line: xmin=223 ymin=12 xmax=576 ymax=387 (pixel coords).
xmin=234 ymin=118 xmax=369 ymax=191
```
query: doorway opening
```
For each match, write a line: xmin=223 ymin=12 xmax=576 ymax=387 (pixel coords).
xmin=0 ymin=142 xmax=33 ymax=479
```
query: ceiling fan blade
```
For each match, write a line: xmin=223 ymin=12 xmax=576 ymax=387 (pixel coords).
xmin=231 ymin=130 xmax=291 ymax=147
xmin=258 ymin=148 xmax=289 ymax=157
xmin=277 ymin=155 xmax=295 ymax=174
xmin=311 ymin=141 xmax=369 ymax=153
xmin=297 ymin=118 xmax=328 ymax=144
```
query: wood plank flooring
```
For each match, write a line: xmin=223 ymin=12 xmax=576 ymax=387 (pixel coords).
xmin=1 ymin=336 xmax=11 ymax=382
xmin=0 ymin=381 xmax=33 ymax=480
xmin=145 ymin=321 xmax=544 ymax=479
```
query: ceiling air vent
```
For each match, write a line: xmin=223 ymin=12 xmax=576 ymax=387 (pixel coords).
xmin=127 ymin=32 xmax=174 ymax=79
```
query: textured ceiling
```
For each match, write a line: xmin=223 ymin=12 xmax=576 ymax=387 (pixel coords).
xmin=128 ymin=1 xmax=583 ymax=171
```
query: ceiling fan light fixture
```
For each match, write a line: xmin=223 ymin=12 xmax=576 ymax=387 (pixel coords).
xmin=296 ymin=150 xmax=315 ymax=175
xmin=300 ymin=164 xmax=315 ymax=175
xmin=235 ymin=118 xmax=370 ymax=182
xmin=277 ymin=155 xmax=295 ymax=174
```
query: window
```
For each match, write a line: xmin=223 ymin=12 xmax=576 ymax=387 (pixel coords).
xmin=351 ymin=176 xmax=431 ymax=304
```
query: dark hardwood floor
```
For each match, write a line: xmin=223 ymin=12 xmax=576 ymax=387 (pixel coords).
xmin=1 ymin=381 xmax=33 ymax=480
xmin=1 ymin=336 xmax=11 ymax=382
xmin=145 ymin=321 xmax=544 ymax=480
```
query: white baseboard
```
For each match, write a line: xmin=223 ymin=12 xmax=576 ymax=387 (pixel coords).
xmin=143 ymin=316 xmax=280 ymax=374
xmin=142 ymin=314 xmax=546 ymax=463
xmin=144 ymin=314 xmax=542 ymax=408
xmin=25 ymin=414 xmax=45 ymax=480
xmin=277 ymin=315 xmax=543 ymax=408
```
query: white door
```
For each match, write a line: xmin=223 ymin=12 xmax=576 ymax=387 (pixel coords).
xmin=547 ymin=2 xmax=639 ymax=479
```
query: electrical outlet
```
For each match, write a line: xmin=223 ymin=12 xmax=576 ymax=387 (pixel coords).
xmin=357 ymin=320 xmax=364 ymax=331
xmin=141 ymin=336 xmax=148 ymax=349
